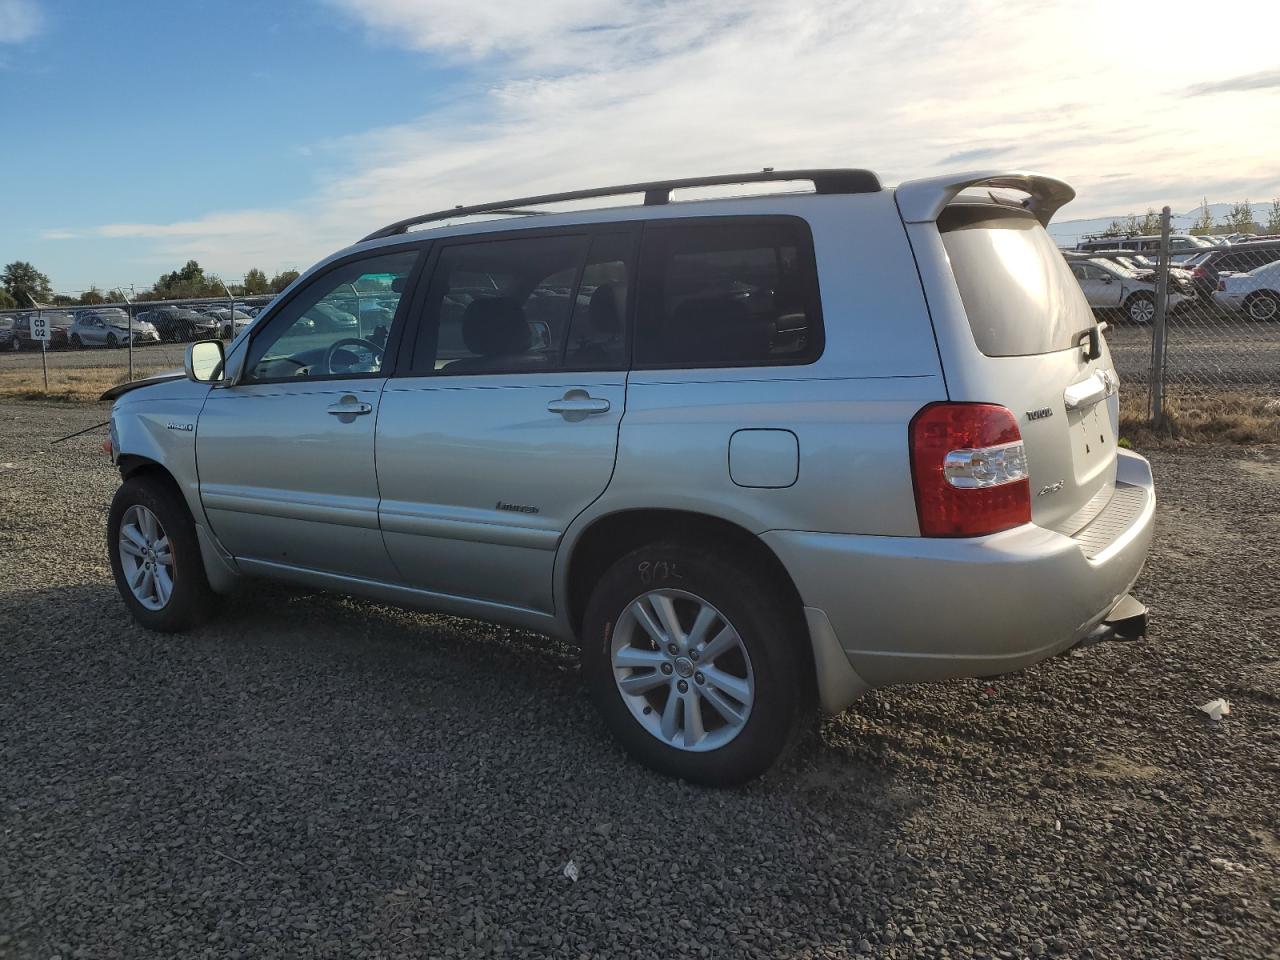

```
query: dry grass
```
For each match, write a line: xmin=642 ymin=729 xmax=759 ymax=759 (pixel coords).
xmin=0 ymin=366 xmax=171 ymax=403
xmin=1120 ymin=388 xmax=1280 ymax=447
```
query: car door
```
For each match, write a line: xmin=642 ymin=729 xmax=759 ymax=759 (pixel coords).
xmin=376 ymin=228 xmax=635 ymax=614
xmin=1073 ymin=264 xmax=1110 ymax=308
xmin=196 ymin=246 xmax=424 ymax=581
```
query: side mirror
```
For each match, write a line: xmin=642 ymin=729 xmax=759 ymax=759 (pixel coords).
xmin=185 ymin=339 xmax=226 ymax=383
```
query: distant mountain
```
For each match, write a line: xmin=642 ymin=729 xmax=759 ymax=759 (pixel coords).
xmin=1048 ymin=202 xmax=1249 ymax=246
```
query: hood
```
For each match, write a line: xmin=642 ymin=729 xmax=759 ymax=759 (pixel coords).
xmin=99 ymin=370 xmax=186 ymax=402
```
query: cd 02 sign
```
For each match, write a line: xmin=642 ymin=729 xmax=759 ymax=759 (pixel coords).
xmin=30 ymin=314 xmax=51 ymax=342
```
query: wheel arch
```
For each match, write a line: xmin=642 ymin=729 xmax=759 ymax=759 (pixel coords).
xmin=560 ymin=507 xmax=816 ymax=698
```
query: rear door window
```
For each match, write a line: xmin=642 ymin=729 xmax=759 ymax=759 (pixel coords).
xmin=939 ymin=205 xmax=1096 ymax=357
xmin=634 ymin=218 xmax=822 ymax=368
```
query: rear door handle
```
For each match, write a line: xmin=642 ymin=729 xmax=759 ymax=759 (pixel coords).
xmin=547 ymin=389 xmax=611 ymax=421
xmin=327 ymin=395 xmax=373 ymax=421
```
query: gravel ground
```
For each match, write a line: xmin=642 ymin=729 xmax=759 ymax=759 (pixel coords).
xmin=1 ymin=401 xmax=1277 ymax=959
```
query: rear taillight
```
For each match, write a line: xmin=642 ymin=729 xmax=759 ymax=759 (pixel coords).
xmin=1191 ymin=266 xmax=1207 ymax=279
xmin=909 ymin=403 xmax=1031 ymax=537
xmin=1217 ymin=280 xmax=1226 ymax=291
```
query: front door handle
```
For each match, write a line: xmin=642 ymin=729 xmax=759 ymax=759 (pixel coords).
xmin=327 ymin=395 xmax=373 ymax=422
xmin=547 ymin=389 xmax=611 ymax=421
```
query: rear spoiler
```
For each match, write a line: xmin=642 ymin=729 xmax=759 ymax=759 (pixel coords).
xmin=895 ymin=170 xmax=1075 ymax=227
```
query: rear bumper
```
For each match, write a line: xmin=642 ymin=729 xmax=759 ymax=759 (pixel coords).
xmin=765 ymin=449 xmax=1155 ymax=709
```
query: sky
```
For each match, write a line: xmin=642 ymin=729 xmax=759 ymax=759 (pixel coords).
xmin=2 ymin=0 xmax=1279 ymax=294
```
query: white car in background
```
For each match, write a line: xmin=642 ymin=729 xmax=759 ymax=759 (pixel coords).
xmin=1069 ymin=257 xmax=1190 ymax=324
xmin=1215 ymin=261 xmax=1280 ymax=321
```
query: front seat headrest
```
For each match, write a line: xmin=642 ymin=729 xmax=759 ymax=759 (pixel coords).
xmin=462 ymin=296 xmax=529 ymax=356
xmin=587 ymin=283 xmax=623 ymax=335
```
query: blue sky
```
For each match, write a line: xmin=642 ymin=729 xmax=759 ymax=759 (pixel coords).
xmin=3 ymin=0 xmax=1279 ymax=294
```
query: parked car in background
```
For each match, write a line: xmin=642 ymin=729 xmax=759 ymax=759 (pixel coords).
xmin=8 ymin=311 xmax=73 ymax=350
xmin=103 ymin=168 xmax=1154 ymax=784
xmin=136 ymin=306 xmax=219 ymax=342
xmin=69 ymin=310 xmax=161 ymax=348
xmin=1185 ymin=241 xmax=1280 ymax=301
xmin=1068 ymin=257 xmax=1191 ymax=323
xmin=0 ymin=318 xmax=16 ymax=350
xmin=200 ymin=306 xmax=257 ymax=338
xmin=1215 ymin=260 xmax=1280 ymax=321
xmin=1075 ymin=234 xmax=1212 ymax=263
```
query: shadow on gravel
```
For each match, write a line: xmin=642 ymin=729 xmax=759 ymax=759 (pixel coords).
xmin=0 ymin=580 xmax=917 ymax=957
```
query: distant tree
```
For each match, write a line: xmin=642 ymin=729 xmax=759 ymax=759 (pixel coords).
xmin=269 ymin=269 xmax=300 ymax=294
xmin=79 ymin=286 xmax=106 ymax=305
xmin=50 ymin=294 xmax=76 ymax=306
xmin=2 ymin=260 xmax=53 ymax=307
xmin=148 ymin=259 xmax=226 ymax=300
xmin=1226 ymin=200 xmax=1256 ymax=233
xmin=1190 ymin=198 xmax=1216 ymax=235
xmin=242 ymin=268 xmax=270 ymax=295
xmin=1267 ymin=199 xmax=1280 ymax=234
xmin=1136 ymin=208 xmax=1162 ymax=234
xmin=0 ymin=289 xmax=16 ymax=310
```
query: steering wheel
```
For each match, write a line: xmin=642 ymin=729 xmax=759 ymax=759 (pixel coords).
xmin=323 ymin=337 xmax=384 ymax=375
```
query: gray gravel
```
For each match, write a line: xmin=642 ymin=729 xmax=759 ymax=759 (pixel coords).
xmin=1 ymin=401 xmax=1277 ymax=959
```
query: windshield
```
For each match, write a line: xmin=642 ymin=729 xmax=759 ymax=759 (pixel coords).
xmin=940 ymin=205 xmax=1096 ymax=357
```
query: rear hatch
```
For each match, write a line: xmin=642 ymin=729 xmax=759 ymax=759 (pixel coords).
xmin=935 ymin=202 xmax=1117 ymax=533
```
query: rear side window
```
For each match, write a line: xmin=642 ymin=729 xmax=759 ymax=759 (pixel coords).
xmin=412 ymin=234 xmax=589 ymax=374
xmin=940 ymin=206 xmax=1096 ymax=358
xmin=635 ymin=218 xmax=822 ymax=368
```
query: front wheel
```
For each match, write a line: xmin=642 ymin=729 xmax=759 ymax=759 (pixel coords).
xmin=70 ymin=334 xmax=82 ymax=350
xmin=8 ymin=336 xmax=18 ymax=352
xmin=106 ymin=332 xmax=118 ymax=348
xmin=1245 ymin=291 xmax=1279 ymax=322
xmin=582 ymin=543 xmax=803 ymax=785
xmin=107 ymin=475 xmax=218 ymax=632
xmin=1125 ymin=292 xmax=1155 ymax=325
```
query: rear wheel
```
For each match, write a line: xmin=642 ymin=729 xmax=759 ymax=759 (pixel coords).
xmin=108 ymin=475 xmax=217 ymax=632
xmin=106 ymin=332 xmax=118 ymax=348
xmin=582 ymin=542 xmax=803 ymax=785
xmin=9 ymin=336 xmax=18 ymax=352
xmin=222 ymin=324 xmax=232 ymax=339
xmin=70 ymin=334 xmax=82 ymax=349
xmin=1125 ymin=292 xmax=1155 ymax=325
xmin=1245 ymin=291 xmax=1279 ymax=322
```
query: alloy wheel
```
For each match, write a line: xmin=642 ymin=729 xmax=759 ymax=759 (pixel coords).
xmin=118 ymin=504 xmax=175 ymax=611
xmin=610 ymin=588 xmax=755 ymax=752
xmin=1129 ymin=297 xmax=1155 ymax=324
xmin=1248 ymin=294 xmax=1278 ymax=321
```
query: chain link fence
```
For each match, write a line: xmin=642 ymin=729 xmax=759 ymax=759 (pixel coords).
xmin=0 ymin=295 xmax=274 ymax=397
xmin=1067 ymin=210 xmax=1279 ymax=429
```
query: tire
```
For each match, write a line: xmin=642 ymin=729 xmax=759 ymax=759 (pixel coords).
xmin=9 ymin=336 xmax=18 ymax=352
xmin=1244 ymin=290 xmax=1279 ymax=322
xmin=107 ymin=474 xmax=218 ymax=633
xmin=106 ymin=332 xmax=118 ymax=348
xmin=222 ymin=324 xmax=232 ymax=339
xmin=181 ymin=322 xmax=195 ymax=342
xmin=70 ymin=334 xmax=82 ymax=350
xmin=581 ymin=542 xmax=804 ymax=785
xmin=1125 ymin=292 xmax=1155 ymax=325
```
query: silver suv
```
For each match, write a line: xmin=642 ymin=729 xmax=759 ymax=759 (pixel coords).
xmin=104 ymin=169 xmax=1155 ymax=784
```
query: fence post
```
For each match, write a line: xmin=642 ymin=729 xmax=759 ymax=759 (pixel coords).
xmin=120 ymin=291 xmax=135 ymax=383
xmin=39 ymin=307 xmax=48 ymax=391
xmin=1149 ymin=206 xmax=1172 ymax=428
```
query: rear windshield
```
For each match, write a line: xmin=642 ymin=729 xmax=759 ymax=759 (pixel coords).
xmin=940 ymin=205 xmax=1096 ymax=357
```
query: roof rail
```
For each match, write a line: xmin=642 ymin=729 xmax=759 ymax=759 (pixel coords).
xmin=359 ymin=168 xmax=881 ymax=242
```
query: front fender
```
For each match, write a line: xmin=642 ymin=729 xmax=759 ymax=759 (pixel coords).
xmin=110 ymin=382 xmax=242 ymax=593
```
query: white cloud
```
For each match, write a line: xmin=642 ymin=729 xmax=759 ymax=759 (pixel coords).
xmin=61 ymin=0 xmax=1280 ymax=282
xmin=0 ymin=0 xmax=42 ymax=43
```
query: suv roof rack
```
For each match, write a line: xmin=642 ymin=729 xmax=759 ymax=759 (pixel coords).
xmin=359 ymin=168 xmax=881 ymax=242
